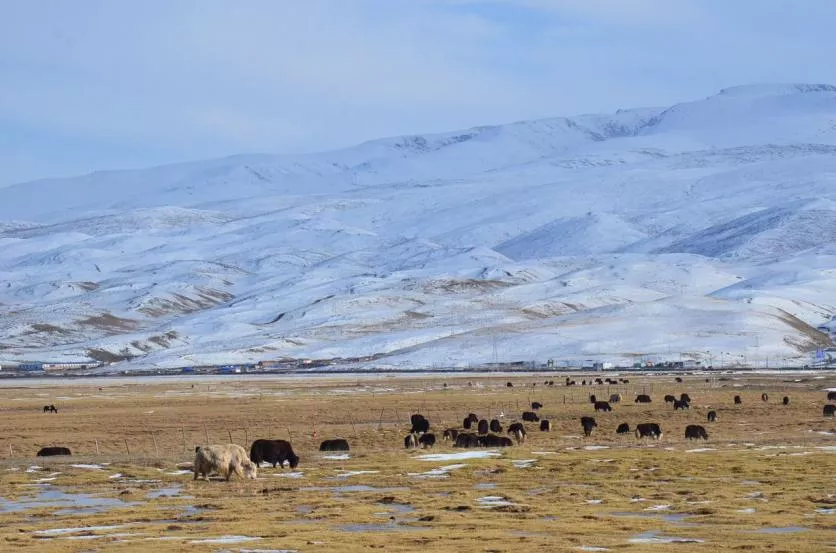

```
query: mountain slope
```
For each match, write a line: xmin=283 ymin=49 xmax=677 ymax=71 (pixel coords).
xmin=1 ymin=84 xmax=835 ymax=369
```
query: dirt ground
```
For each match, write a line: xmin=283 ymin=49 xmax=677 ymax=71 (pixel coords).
xmin=0 ymin=371 xmax=834 ymax=552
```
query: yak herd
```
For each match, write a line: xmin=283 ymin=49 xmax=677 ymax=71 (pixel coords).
xmin=29 ymin=385 xmax=836 ymax=482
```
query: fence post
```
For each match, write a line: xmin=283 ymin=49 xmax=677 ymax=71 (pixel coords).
xmin=9 ymin=443 xmax=12 ymax=457
xmin=124 ymin=439 xmax=131 ymax=456
xmin=95 ymin=439 xmax=100 ymax=455
xmin=152 ymin=432 xmax=159 ymax=456
xmin=227 ymin=430 xmax=233 ymax=444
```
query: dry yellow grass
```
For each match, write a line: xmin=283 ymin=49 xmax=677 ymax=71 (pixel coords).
xmin=0 ymin=372 xmax=834 ymax=552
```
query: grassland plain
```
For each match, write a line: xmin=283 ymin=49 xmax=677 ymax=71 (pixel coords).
xmin=0 ymin=372 xmax=834 ymax=552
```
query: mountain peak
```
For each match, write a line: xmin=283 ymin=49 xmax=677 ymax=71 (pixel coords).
xmin=716 ymin=83 xmax=836 ymax=98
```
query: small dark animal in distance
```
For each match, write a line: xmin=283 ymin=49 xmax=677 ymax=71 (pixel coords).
xmin=418 ymin=433 xmax=436 ymax=448
xmin=685 ymin=425 xmax=708 ymax=440
xmin=635 ymin=423 xmax=662 ymax=439
xmin=580 ymin=416 xmax=597 ymax=437
xmin=521 ymin=411 xmax=539 ymax=422
xmin=319 ymin=439 xmax=350 ymax=452
xmin=37 ymin=446 xmax=71 ymax=456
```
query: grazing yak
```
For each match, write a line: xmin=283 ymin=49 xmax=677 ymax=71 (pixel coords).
xmin=477 ymin=420 xmax=489 ymax=435
xmin=489 ymin=419 xmax=502 ymax=433
xmin=609 ymin=393 xmax=621 ymax=403
xmin=508 ymin=422 xmax=527 ymax=444
xmin=418 ymin=433 xmax=436 ymax=448
xmin=37 ymin=446 xmax=71 ymax=456
xmin=506 ymin=382 xmax=514 ymax=388
xmin=589 ymin=394 xmax=597 ymax=404
xmin=249 ymin=439 xmax=299 ymax=469
xmin=410 ymin=414 xmax=430 ymax=434
xmin=454 ymin=432 xmax=482 ymax=448
xmin=782 ymin=396 xmax=790 ymax=406
xmin=734 ymin=395 xmax=742 ymax=405
xmin=404 ymin=433 xmax=418 ymax=449
xmin=680 ymin=393 xmax=692 ymax=403
xmin=673 ymin=399 xmax=690 ymax=411
xmin=664 ymin=395 xmax=676 ymax=404
xmin=635 ymin=394 xmax=652 ymax=404
xmin=675 ymin=377 xmax=683 ymax=383
xmin=594 ymin=401 xmax=612 ymax=412
xmin=483 ymin=434 xmax=513 ymax=447
xmin=828 ymin=391 xmax=836 ymax=401
xmin=635 ymin=423 xmax=663 ymax=439
xmin=463 ymin=417 xmax=474 ymax=430
xmin=467 ymin=413 xmax=479 ymax=424
xmin=319 ymin=439 xmax=350 ymax=452
xmin=616 ymin=423 xmax=630 ymax=435
xmin=442 ymin=428 xmax=459 ymax=441
xmin=685 ymin=425 xmax=709 ymax=440
xmin=521 ymin=411 xmax=539 ymax=422
xmin=823 ymin=404 xmax=835 ymax=417
xmin=761 ymin=393 xmax=769 ymax=402
xmin=42 ymin=404 xmax=58 ymax=414
xmin=194 ymin=444 xmax=257 ymax=482
xmin=580 ymin=416 xmax=597 ymax=437
xmin=707 ymin=410 xmax=717 ymax=422
xmin=531 ymin=401 xmax=543 ymax=410
xmin=539 ymin=419 xmax=551 ymax=431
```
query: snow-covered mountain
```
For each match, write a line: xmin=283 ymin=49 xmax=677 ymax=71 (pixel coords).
xmin=1 ymin=83 xmax=835 ymax=370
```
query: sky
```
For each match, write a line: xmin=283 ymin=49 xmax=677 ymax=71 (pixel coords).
xmin=2 ymin=0 xmax=836 ymax=186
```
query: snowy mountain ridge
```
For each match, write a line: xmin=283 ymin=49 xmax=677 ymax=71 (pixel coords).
xmin=1 ymin=84 xmax=835 ymax=369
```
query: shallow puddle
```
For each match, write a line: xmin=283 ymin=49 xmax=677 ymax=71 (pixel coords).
xmin=0 ymin=486 xmax=137 ymax=515
xmin=628 ymin=531 xmax=704 ymax=544
xmin=337 ymin=523 xmax=427 ymax=533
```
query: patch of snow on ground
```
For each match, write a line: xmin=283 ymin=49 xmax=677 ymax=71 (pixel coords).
xmin=33 ymin=525 xmax=127 ymax=536
xmin=188 ymin=535 xmax=262 ymax=544
xmin=477 ymin=496 xmax=517 ymax=508
xmin=416 ymin=450 xmax=500 ymax=461
xmin=645 ymin=504 xmax=671 ymax=511
xmin=321 ymin=454 xmax=350 ymax=460
xmin=409 ymin=463 xmax=467 ymax=478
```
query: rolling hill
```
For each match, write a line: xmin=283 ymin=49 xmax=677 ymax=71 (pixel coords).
xmin=1 ymin=83 xmax=835 ymax=370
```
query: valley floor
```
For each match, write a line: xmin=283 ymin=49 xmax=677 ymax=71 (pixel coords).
xmin=0 ymin=373 xmax=834 ymax=552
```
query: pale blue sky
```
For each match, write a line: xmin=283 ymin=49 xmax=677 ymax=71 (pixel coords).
xmin=2 ymin=0 xmax=836 ymax=185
